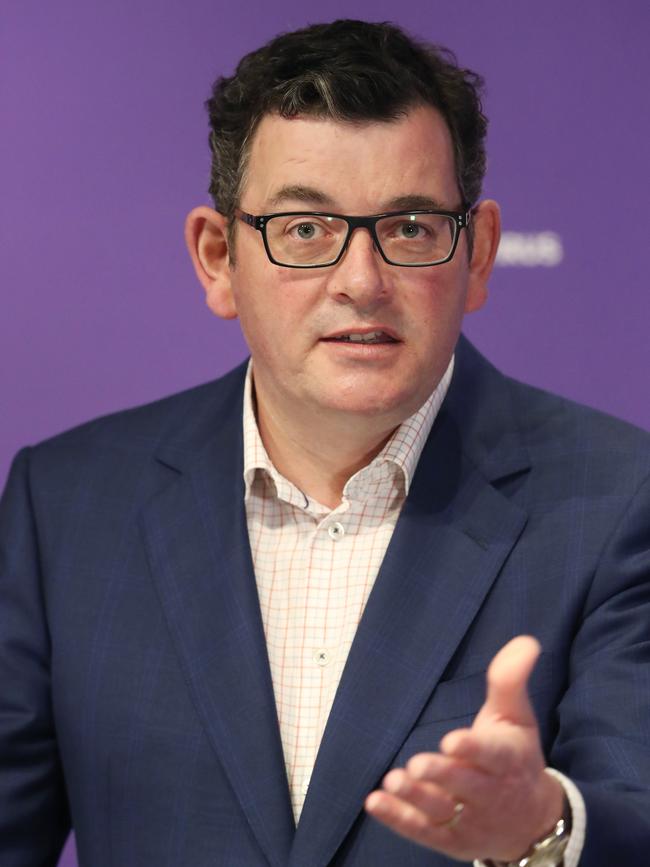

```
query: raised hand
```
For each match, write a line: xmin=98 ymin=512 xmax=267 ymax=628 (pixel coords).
xmin=364 ymin=636 xmax=564 ymax=863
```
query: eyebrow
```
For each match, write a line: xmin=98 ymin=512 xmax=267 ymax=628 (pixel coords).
xmin=266 ymin=185 xmax=336 ymax=209
xmin=383 ymin=194 xmax=448 ymax=211
xmin=265 ymin=186 xmax=450 ymax=213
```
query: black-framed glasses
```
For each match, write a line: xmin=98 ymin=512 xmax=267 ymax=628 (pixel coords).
xmin=233 ymin=207 xmax=471 ymax=268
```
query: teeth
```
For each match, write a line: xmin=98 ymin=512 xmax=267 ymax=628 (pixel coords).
xmin=334 ymin=331 xmax=390 ymax=343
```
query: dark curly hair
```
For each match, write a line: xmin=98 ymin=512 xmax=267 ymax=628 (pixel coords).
xmin=206 ymin=19 xmax=487 ymax=235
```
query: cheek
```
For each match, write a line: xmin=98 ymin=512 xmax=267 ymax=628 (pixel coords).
xmin=234 ymin=301 xmax=278 ymax=360
xmin=403 ymin=275 xmax=468 ymax=335
xmin=231 ymin=281 xmax=312 ymax=364
xmin=233 ymin=254 xmax=326 ymax=338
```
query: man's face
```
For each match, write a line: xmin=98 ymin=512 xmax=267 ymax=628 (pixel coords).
xmin=205 ymin=106 xmax=495 ymax=432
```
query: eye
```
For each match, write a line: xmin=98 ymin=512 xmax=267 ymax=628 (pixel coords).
xmin=397 ymin=221 xmax=430 ymax=239
xmin=287 ymin=220 xmax=326 ymax=240
xmin=379 ymin=215 xmax=439 ymax=243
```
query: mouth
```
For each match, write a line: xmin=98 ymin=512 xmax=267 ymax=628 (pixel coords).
xmin=321 ymin=329 xmax=400 ymax=345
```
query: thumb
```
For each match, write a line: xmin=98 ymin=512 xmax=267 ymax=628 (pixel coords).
xmin=480 ymin=635 xmax=541 ymax=727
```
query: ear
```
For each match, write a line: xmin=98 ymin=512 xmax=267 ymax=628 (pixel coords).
xmin=464 ymin=199 xmax=501 ymax=314
xmin=184 ymin=206 xmax=238 ymax=320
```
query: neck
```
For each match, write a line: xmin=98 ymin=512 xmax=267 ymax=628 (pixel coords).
xmin=255 ymin=393 xmax=399 ymax=510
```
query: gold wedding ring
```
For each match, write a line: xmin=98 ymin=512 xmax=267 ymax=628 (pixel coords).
xmin=439 ymin=800 xmax=465 ymax=829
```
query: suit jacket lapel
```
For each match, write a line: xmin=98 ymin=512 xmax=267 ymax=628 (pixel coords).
xmin=140 ymin=366 xmax=294 ymax=867
xmin=290 ymin=337 xmax=531 ymax=867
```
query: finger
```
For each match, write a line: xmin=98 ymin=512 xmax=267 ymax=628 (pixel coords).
xmin=480 ymin=635 xmax=541 ymax=727
xmin=382 ymin=768 xmax=458 ymax=822
xmin=365 ymin=789 xmax=459 ymax=851
xmin=406 ymin=752 xmax=494 ymax=801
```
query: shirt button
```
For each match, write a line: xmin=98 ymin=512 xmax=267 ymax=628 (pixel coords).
xmin=328 ymin=522 xmax=345 ymax=540
xmin=313 ymin=648 xmax=331 ymax=667
xmin=301 ymin=775 xmax=311 ymax=796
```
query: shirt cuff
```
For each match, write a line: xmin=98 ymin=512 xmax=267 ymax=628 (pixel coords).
xmin=545 ymin=768 xmax=586 ymax=867
xmin=473 ymin=767 xmax=586 ymax=867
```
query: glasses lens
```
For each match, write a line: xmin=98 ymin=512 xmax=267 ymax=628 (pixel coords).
xmin=265 ymin=214 xmax=348 ymax=266
xmin=376 ymin=213 xmax=456 ymax=265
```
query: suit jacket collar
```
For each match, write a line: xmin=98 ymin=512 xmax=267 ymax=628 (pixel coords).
xmin=142 ymin=336 xmax=531 ymax=867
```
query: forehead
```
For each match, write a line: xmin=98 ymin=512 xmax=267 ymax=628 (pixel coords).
xmin=241 ymin=105 xmax=460 ymax=212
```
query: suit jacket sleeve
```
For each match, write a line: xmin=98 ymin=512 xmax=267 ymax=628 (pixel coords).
xmin=549 ymin=469 xmax=650 ymax=865
xmin=0 ymin=448 xmax=71 ymax=865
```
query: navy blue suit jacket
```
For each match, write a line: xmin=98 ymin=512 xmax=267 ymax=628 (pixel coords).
xmin=2 ymin=336 xmax=650 ymax=866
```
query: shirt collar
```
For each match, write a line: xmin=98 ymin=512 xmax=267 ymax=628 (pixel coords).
xmin=242 ymin=356 xmax=454 ymax=505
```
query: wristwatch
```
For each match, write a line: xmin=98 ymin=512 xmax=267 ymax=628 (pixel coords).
xmin=484 ymin=796 xmax=571 ymax=867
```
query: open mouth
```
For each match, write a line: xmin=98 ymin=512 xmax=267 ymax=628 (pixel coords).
xmin=322 ymin=330 xmax=398 ymax=345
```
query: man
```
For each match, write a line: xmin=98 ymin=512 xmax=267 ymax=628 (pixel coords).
xmin=1 ymin=19 xmax=649 ymax=867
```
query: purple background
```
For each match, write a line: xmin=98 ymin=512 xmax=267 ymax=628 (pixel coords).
xmin=1 ymin=2 xmax=648 ymax=864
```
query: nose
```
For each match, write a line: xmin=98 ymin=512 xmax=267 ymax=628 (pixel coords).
xmin=326 ymin=226 xmax=389 ymax=309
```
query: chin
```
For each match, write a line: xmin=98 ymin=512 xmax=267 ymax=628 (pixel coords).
xmin=322 ymin=389 xmax=423 ymax=423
